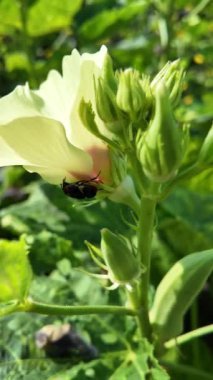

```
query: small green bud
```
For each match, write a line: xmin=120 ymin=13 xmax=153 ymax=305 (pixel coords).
xmin=95 ymin=77 xmax=121 ymax=125
xmin=102 ymin=54 xmax=117 ymax=93
xmin=116 ymin=69 xmax=145 ymax=121
xmin=139 ymin=75 xmax=153 ymax=113
xmin=151 ymin=60 xmax=185 ymax=107
xmin=79 ymin=99 xmax=100 ymax=137
xmin=101 ymin=228 xmax=140 ymax=284
xmin=94 ymin=55 xmax=124 ymax=132
xmin=198 ymin=125 xmax=213 ymax=166
xmin=138 ymin=81 xmax=184 ymax=183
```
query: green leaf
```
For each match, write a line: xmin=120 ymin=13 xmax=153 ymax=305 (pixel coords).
xmin=0 ymin=182 xmax=130 ymax=249
xmin=26 ymin=230 xmax=73 ymax=274
xmin=0 ymin=0 xmax=21 ymax=35
xmin=0 ymin=238 xmax=32 ymax=303
xmin=150 ymin=249 xmax=213 ymax=343
xmin=160 ymin=188 xmax=213 ymax=255
xmin=109 ymin=340 xmax=170 ymax=380
xmin=0 ymin=300 xmax=19 ymax=317
xmin=79 ymin=1 xmax=148 ymax=41
xmin=0 ymin=0 xmax=83 ymax=37
xmin=28 ymin=0 xmax=83 ymax=36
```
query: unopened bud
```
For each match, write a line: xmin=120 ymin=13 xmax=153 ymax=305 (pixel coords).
xmin=102 ymin=54 xmax=117 ymax=93
xmin=95 ymin=77 xmax=120 ymax=125
xmin=101 ymin=228 xmax=140 ymax=284
xmin=79 ymin=99 xmax=100 ymax=137
xmin=116 ymin=69 xmax=145 ymax=121
xmin=139 ymin=81 xmax=184 ymax=183
xmin=151 ymin=60 xmax=185 ymax=107
xmin=198 ymin=125 xmax=213 ymax=166
xmin=94 ymin=53 xmax=125 ymax=133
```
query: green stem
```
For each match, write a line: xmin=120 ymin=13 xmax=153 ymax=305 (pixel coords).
xmin=191 ymin=0 xmax=211 ymax=16
xmin=161 ymin=163 xmax=206 ymax=200
xmin=128 ymin=151 xmax=149 ymax=195
xmin=136 ymin=197 xmax=156 ymax=339
xmin=164 ymin=324 xmax=213 ymax=349
xmin=18 ymin=299 xmax=137 ymax=317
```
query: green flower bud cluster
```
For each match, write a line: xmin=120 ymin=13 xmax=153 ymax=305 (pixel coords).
xmin=79 ymin=50 xmax=187 ymax=190
xmin=101 ymin=228 xmax=141 ymax=285
xmin=80 ymin=55 xmax=152 ymax=142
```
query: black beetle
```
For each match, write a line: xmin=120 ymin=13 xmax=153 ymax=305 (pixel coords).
xmin=61 ymin=174 xmax=100 ymax=200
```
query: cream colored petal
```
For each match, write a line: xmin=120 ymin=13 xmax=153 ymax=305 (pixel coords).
xmin=62 ymin=46 xmax=108 ymax=150
xmin=0 ymin=116 xmax=93 ymax=184
xmin=35 ymin=49 xmax=82 ymax=135
xmin=33 ymin=46 xmax=108 ymax=152
xmin=0 ymin=84 xmax=43 ymax=124
xmin=24 ymin=165 xmax=73 ymax=185
xmin=35 ymin=69 xmax=71 ymax=128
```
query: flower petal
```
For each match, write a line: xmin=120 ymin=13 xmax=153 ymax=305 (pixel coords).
xmin=63 ymin=46 xmax=108 ymax=150
xmin=35 ymin=69 xmax=71 ymax=130
xmin=0 ymin=117 xmax=93 ymax=184
xmin=35 ymin=47 xmax=108 ymax=152
xmin=0 ymin=84 xmax=43 ymax=124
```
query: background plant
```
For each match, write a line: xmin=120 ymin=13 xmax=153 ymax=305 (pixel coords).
xmin=0 ymin=0 xmax=212 ymax=379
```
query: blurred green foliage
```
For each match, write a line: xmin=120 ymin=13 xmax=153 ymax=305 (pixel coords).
xmin=0 ymin=0 xmax=212 ymax=379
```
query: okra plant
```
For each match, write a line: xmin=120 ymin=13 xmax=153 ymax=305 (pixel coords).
xmin=0 ymin=46 xmax=212 ymax=378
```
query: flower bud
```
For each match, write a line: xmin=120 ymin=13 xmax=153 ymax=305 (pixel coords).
xmin=102 ymin=54 xmax=117 ymax=93
xmin=116 ymin=69 xmax=145 ymax=121
xmin=79 ymin=99 xmax=101 ymax=138
xmin=138 ymin=81 xmax=184 ymax=183
xmin=198 ymin=125 xmax=213 ymax=166
xmin=151 ymin=60 xmax=185 ymax=107
xmin=94 ymin=54 xmax=125 ymax=133
xmin=95 ymin=77 xmax=121 ymax=125
xmin=101 ymin=228 xmax=140 ymax=284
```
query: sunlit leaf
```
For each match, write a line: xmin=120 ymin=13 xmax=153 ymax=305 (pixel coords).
xmin=0 ymin=238 xmax=32 ymax=303
xmin=28 ymin=0 xmax=83 ymax=36
xmin=0 ymin=0 xmax=21 ymax=34
xmin=79 ymin=1 xmax=148 ymax=41
xmin=150 ymin=249 xmax=213 ymax=343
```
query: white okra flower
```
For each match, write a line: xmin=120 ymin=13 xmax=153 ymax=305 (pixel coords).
xmin=0 ymin=46 xmax=113 ymax=186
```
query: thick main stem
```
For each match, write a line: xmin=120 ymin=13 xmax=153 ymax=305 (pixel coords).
xmin=137 ymin=196 xmax=156 ymax=339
